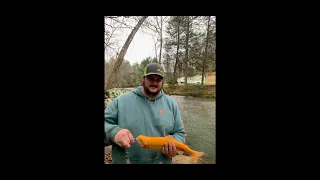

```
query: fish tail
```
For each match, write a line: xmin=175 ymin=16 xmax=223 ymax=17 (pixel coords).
xmin=190 ymin=150 xmax=205 ymax=163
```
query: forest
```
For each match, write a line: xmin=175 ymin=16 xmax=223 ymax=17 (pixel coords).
xmin=105 ymin=16 xmax=216 ymax=90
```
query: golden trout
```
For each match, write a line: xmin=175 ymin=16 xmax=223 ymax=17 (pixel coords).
xmin=136 ymin=135 xmax=204 ymax=163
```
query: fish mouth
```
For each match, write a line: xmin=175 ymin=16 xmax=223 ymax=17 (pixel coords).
xmin=142 ymin=144 xmax=147 ymax=148
xmin=136 ymin=137 xmax=146 ymax=148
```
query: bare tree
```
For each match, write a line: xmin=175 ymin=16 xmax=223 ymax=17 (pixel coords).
xmin=174 ymin=20 xmax=181 ymax=84
xmin=201 ymin=16 xmax=211 ymax=85
xmin=184 ymin=16 xmax=190 ymax=86
xmin=105 ymin=16 xmax=138 ymax=61
xmin=105 ymin=16 xmax=148 ymax=90
xmin=153 ymin=36 xmax=160 ymax=60
xmin=144 ymin=16 xmax=169 ymax=64
xmin=158 ymin=16 xmax=164 ymax=64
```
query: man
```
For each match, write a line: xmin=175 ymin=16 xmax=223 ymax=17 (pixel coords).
xmin=104 ymin=63 xmax=186 ymax=164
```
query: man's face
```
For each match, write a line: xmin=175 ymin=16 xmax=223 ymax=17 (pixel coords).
xmin=142 ymin=74 xmax=163 ymax=96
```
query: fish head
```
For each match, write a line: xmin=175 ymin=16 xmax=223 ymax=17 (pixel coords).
xmin=136 ymin=135 xmax=147 ymax=148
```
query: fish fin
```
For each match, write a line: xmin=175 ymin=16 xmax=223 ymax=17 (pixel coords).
xmin=177 ymin=150 xmax=184 ymax=155
xmin=190 ymin=151 xmax=205 ymax=163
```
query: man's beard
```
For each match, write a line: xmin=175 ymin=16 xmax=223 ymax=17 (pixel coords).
xmin=143 ymin=82 xmax=162 ymax=97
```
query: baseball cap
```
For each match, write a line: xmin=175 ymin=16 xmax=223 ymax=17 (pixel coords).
xmin=143 ymin=63 xmax=164 ymax=78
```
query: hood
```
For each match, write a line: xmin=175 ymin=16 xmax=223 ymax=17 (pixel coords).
xmin=132 ymin=86 xmax=164 ymax=102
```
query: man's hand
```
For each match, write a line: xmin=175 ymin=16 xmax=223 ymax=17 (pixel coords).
xmin=162 ymin=141 xmax=177 ymax=158
xmin=114 ymin=129 xmax=135 ymax=148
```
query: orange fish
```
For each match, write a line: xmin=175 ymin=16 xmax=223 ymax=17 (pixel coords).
xmin=136 ymin=135 xmax=204 ymax=163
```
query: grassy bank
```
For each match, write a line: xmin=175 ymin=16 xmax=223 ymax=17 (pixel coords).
xmin=163 ymin=84 xmax=215 ymax=98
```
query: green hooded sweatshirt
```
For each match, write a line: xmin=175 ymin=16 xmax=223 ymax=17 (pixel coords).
xmin=104 ymin=86 xmax=185 ymax=164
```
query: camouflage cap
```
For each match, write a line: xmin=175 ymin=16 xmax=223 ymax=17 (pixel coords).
xmin=143 ymin=63 xmax=164 ymax=78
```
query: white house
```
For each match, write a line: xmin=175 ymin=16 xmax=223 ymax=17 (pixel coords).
xmin=177 ymin=75 xmax=203 ymax=84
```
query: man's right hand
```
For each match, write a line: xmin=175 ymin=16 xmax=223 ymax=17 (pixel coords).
xmin=114 ymin=129 xmax=135 ymax=148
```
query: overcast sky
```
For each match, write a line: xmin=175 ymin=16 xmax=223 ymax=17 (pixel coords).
xmin=124 ymin=30 xmax=156 ymax=65
xmin=105 ymin=17 xmax=167 ymax=65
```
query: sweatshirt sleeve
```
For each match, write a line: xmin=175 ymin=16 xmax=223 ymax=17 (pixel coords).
xmin=104 ymin=98 xmax=122 ymax=146
xmin=171 ymin=98 xmax=186 ymax=143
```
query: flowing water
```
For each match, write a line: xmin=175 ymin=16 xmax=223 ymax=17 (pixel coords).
xmin=171 ymin=95 xmax=216 ymax=164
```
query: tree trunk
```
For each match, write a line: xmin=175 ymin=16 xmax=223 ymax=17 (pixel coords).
xmin=154 ymin=39 xmax=158 ymax=60
xmin=159 ymin=16 xmax=163 ymax=65
xmin=178 ymin=62 xmax=182 ymax=80
xmin=184 ymin=16 xmax=190 ymax=86
xmin=201 ymin=16 xmax=210 ymax=85
xmin=105 ymin=16 xmax=148 ymax=90
xmin=166 ymin=57 xmax=170 ymax=79
xmin=173 ymin=23 xmax=180 ymax=85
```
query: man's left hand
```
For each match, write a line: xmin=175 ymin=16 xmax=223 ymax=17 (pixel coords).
xmin=162 ymin=141 xmax=177 ymax=158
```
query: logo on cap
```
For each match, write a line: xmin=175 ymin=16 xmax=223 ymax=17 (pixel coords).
xmin=157 ymin=68 xmax=164 ymax=74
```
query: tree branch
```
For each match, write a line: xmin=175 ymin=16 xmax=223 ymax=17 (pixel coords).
xmin=155 ymin=16 xmax=161 ymax=31
xmin=105 ymin=43 xmax=119 ymax=54
xmin=105 ymin=16 xmax=119 ymax=19
xmin=105 ymin=23 xmax=133 ymax=29
xmin=142 ymin=18 xmax=159 ymax=34
xmin=109 ymin=18 xmax=135 ymax=29
xmin=105 ymin=16 xmax=148 ymax=90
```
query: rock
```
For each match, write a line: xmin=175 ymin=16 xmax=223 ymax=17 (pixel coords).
xmin=104 ymin=152 xmax=112 ymax=164
xmin=105 ymin=145 xmax=112 ymax=153
xmin=105 ymin=146 xmax=112 ymax=164
xmin=172 ymin=155 xmax=196 ymax=164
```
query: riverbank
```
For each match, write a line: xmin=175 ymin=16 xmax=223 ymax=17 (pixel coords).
xmin=105 ymin=85 xmax=215 ymax=108
xmin=163 ymin=84 xmax=215 ymax=98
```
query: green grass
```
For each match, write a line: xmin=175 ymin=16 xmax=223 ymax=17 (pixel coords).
xmin=163 ymin=84 xmax=215 ymax=98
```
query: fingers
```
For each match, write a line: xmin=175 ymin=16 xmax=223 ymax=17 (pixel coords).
xmin=168 ymin=142 xmax=176 ymax=157
xmin=168 ymin=142 xmax=173 ymax=156
xmin=121 ymin=139 xmax=131 ymax=148
xmin=114 ymin=129 xmax=134 ymax=148
xmin=171 ymin=142 xmax=177 ymax=156
xmin=164 ymin=143 xmax=169 ymax=155
xmin=121 ymin=135 xmax=132 ymax=148
xmin=162 ymin=142 xmax=176 ymax=158
xmin=127 ymin=131 xmax=135 ymax=145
